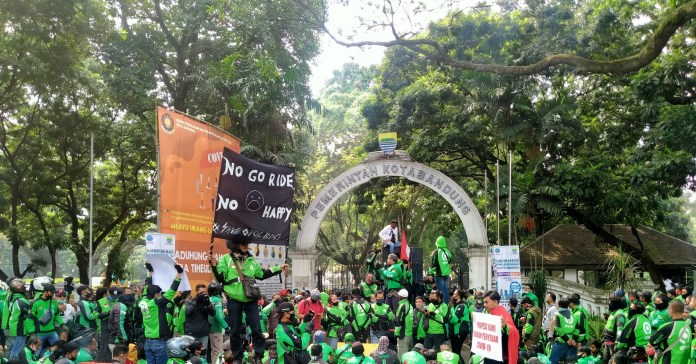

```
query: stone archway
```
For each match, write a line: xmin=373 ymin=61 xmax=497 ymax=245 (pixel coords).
xmin=289 ymin=151 xmax=490 ymax=290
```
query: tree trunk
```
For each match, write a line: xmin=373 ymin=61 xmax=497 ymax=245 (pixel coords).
xmin=10 ymin=196 xmax=21 ymax=277
xmin=49 ymin=247 xmax=57 ymax=278
xmin=75 ymin=249 xmax=90 ymax=285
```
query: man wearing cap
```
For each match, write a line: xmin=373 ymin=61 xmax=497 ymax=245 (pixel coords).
xmin=335 ymin=333 xmax=356 ymax=364
xmin=276 ymin=302 xmax=313 ymax=364
xmin=30 ymin=277 xmax=65 ymax=357
xmin=394 ymin=289 xmax=413 ymax=357
xmin=297 ymin=290 xmax=325 ymax=334
xmin=379 ymin=220 xmax=401 ymax=255
xmin=56 ymin=290 xmax=76 ymax=324
xmin=208 ymin=238 xmax=288 ymax=364
xmin=139 ymin=263 xmax=183 ymax=364
xmin=400 ymin=343 xmax=426 ymax=364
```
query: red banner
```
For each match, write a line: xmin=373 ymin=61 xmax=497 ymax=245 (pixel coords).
xmin=157 ymin=106 xmax=240 ymax=286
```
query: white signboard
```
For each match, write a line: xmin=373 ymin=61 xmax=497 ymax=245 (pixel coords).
xmin=249 ymin=243 xmax=287 ymax=297
xmin=145 ymin=232 xmax=176 ymax=257
xmin=145 ymin=253 xmax=192 ymax=292
xmin=471 ymin=312 xmax=503 ymax=362
xmin=491 ymin=245 xmax=522 ymax=301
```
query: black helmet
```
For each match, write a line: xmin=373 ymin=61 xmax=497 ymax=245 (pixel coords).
xmin=9 ymin=278 xmax=25 ymax=294
xmin=167 ymin=336 xmax=194 ymax=358
xmin=208 ymin=281 xmax=223 ymax=296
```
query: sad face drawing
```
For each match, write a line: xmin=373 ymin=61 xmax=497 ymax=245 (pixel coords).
xmin=245 ymin=190 xmax=265 ymax=211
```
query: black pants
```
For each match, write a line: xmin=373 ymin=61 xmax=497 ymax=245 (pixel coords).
xmin=424 ymin=333 xmax=447 ymax=351
xmin=227 ymin=299 xmax=264 ymax=361
xmin=450 ymin=326 xmax=469 ymax=363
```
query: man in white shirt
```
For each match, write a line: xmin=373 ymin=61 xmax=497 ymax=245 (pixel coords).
xmin=379 ymin=219 xmax=401 ymax=255
xmin=57 ymin=289 xmax=77 ymax=323
xmin=541 ymin=292 xmax=558 ymax=333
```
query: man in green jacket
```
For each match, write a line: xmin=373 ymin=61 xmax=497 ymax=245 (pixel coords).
xmin=412 ymin=297 xmax=427 ymax=345
xmin=349 ymin=289 xmax=372 ymax=343
xmin=423 ymin=289 xmax=448 ymax=351
xmin=346 ymin=342 xmax=376 ymax=364
xmin=648 ymin=300 xmax=691 ymax=364
xmin=208 ymin=281 xmax=227 ymax=363
xmin=650 ymin=294 xmax=671 ymax=330
xmin=520 ymin=296 xmax=542 ymax=359
xmin=358 ymin=274 xmax=379 ymax=300
xmin=448 ymin=289 xmax=470 ymax=361
xmin=140 ymin=263 xmax=182 ymax=364
xmin=427 ymin=237 xmax=452 ymax=303
xmin=6 ymin=278 xmax=34 ymax=359
xmin=209 ymin=239 xmax=288 ymax=364
xmin=335 ymin=333 xmax=355 ymax=364
xmin=378 ymin=254 xmax=404 ymax=312
xmin=394 ymin=289 xmax=413 ymax=357
xmin=616 ymin=302 xmax=651 ymax=354
xmin=323 ymin=294 xmax=348 ymax=349
xmin=370 ymin=291 xmax=393 ymax=344
xmin=275 ymin=302 xmax=312 ymax=364
xmin=75 ymin=286 xmax=99 ymax=330
xmin=30 ymin=277 xmax=64 ymax=357
xmin=400 ymin=343 xmax=426 ymax=364
xmin=569 ymin=293 xmax=590 ymax=347
xmin=522 ymin=284 xmax=539 ymax=308
xmin=436 ymin=343 xmax=460 ymax=364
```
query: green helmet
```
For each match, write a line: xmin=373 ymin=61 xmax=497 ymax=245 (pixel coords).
xmin=344 ymin=333 xmax=355 ymax=343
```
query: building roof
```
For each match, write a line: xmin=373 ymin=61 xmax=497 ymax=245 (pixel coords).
xmin=519 ymin=224 xmax=696 ymax=269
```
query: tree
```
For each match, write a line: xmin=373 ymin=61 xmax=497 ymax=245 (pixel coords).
xmin=360 ymin=4 xmax=696 ymax=290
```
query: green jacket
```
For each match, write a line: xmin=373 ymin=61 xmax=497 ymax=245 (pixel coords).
xmin=19 ymin=346 xmax=38 ymax=364
xmin=371 ymin=302 xmax=394 ymax=333
xmin=603 ymin=309 xmax=626 ymax=343
xmin=324 ymin=304 xmax=348 ymax=338
xmin=572 ymin=305 xmax=590 ymax=343
xmin=335 ymin=343 xmax=355 ymax=364
xmin=379 ymin=264 xmax=404 ymax=290
xmin=436 ymin=351 xmax=460 ymax=364
xmin=139 ymin=278 xmax=180 ymax=339
xmin=350 ymin=300 xmax=373 ymax=332
xmin=395 ymin=299 xmax=413 ymax=338
xmin=450 ymin=301 xmax=471 ymax=336
xmin=76 ymin=299 xmax=99 ymax=329
xmin=346 ymin=356 xmax=376 ymax=364
xmin=649 ymin=319 xmax=691 ymax=364
xmin=9 ymin=293 xmax=34 ymax=336
xmin=412 ymin=308 xmax=427 ymax=340
xmin=31 ymin=296 xmax=64 ymax=334
xmin=425 ymin=302 xmax=449 ymax=335
xmin=276 ymin=321 xmax=311 ymax=364
xmin=523 ymin=306 xmax=542 ymax=344
xmin=174 ymin=302 xmax=186 ymax=335
xmin=213 ymin=253 xmax=281 ymax=302
xmin=359 ymin=282 xmax=378 ymax=299
xmin=0 ymin=289 xmax=8 ymax=330
xmin=650 ymin=308 xmax=671 ymax=330
xmin=523 ymin=292 xmax=539 ymax=307
xmin=97 ymin=296 xmax=115 ymax=332
xmin=401 ymin=351 xmax=426 ymax=364
xmin=209 ymin=295 xmax=228 ymax=333
xmin=428 ymin=236 xmax=451 ymax=277
xmin=616 ymin=313 xmax=650 ymax=350
xmin=553 ymin=308 xmax=576 ymax=343
xmin=307 ymin=343 xmax=333 ymax=363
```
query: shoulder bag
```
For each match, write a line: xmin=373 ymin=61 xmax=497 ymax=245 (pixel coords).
xmin=232 ymin=258 xmax=261 ymax=300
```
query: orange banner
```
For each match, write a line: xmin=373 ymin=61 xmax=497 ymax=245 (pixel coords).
xmin=157 ymin=106 xmax=240 ymax=287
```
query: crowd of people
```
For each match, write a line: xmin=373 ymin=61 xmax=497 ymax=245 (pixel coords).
xmin=1 ymin=231 xmax=695 ymax=364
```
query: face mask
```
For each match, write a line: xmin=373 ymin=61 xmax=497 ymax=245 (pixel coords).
xmin=289 ymin=314 xmax=299 ymax=326
xmin=655 ymin=301 xmax=668 ymax=310
xmin=58 ymin=300 xmax=66 ymax=305
xmin=311 ymin=298 xmax=317 ymax=303
xmin=376 ymin=299 xmax=384 ymax=305
xmin=628 ymin=309 xmax=639 ymax=318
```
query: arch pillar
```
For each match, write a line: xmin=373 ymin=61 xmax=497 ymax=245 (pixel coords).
xmin=287 ymin=249 xmax=317 ymax=291
xmin=466 ymin=245 xmax=491 ymax=290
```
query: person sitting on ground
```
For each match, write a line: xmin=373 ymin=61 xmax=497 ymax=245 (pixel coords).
xmin=435 ymin=343 xmax=460 ymax=364
xmin=308 ymin=331 xmax=333 ymax=363
xmin=262 ymin=339 xmax=278 ymax=364
xmin=53 ymin=342 xmax=80 ymax=364
xmin=18 ymin=335 xmax=40 ymax=364
xmin=335 ymin=334 xmax=355 ymax=364
xmin=111 ymin=344 xmax=128 ymax=364
xmin=187 ymin=340 xmax=207 ymax=364
xmin=165 ymin=336 xmax=195 ymax=364
xmin=577 ymin=346 xmax=600 ymax=364
xmin=400 ymin=343 xmax=426 ymax=364
xmin=309 ymin=345 xmax=328 ymax=364
xmin=346 ymin=343 xmax=375 ymax=364
xmin=369 ymin=336 xmax=398 ymax=364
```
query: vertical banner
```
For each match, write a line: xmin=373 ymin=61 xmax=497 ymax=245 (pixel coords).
xmin=249 ymin=243 xmax=286 ymax=297
xmin=157 ymin=107 xmax=241 ymax=286
xmin=212 ymin=148 xmax=295 ymax=245
xmin=471 ymin=312 xmax=503 ymax=361
xmin=491 ymin=245 xmax=522 ymax=302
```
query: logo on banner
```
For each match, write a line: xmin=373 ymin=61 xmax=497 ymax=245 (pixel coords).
xmin=245 ymin=190 xmax=265 ymax=211
xmin=161 ymin=113 xmax=175 ymax=134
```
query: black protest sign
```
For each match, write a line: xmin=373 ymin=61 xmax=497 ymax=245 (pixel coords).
xmin=212 ymin=148 xmax=295 ymax=245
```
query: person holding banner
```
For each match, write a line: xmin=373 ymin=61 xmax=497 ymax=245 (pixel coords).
xmin=208 ymin=238 xmax=288 ymax=364
xmin=482 ymin=290 xmax=520 ymax=364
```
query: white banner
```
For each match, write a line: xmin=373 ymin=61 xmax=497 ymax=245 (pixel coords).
xmin=249 ymin=243 xmax=286 ymax=297
xmin=145 ymin=233 xmax=176 ymax=258
xmin=471 ymin=312 xmax=503 ymax=361
xmin=491 ymin=245 xmax=522 ymax=301
xmin=145 ymin=253 xmax=192 ymax=292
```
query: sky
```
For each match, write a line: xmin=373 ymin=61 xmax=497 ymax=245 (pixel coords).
xmin=309 ymin=0 xmax=483 ymax=96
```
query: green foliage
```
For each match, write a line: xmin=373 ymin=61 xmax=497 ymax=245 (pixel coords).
xmin=588 ymin=315 xmax=607 ymax=342
xmin=528 ymin=270 xmax=548 ymax=305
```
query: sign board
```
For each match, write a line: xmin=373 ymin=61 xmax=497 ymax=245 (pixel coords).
xmin=145 ymin=253 xmax=192 ymax=292
xmin=471 ymin=312 xmax=503 ymax=362
xmin=145 ymin=233 xmax=176 ymax=257
xmin=249 ymin=243 xmax=287 ymax=297
xmin=491 ymin=245 xmax=522 ymax=300
xmin=157 ymin=106 xmax=240 ymax=286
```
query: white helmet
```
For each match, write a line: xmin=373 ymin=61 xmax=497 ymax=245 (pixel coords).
xmin=0 ymin=281 xmax=8 ymax=291
xmin=33 ymin=276 xmax=54 ymax=292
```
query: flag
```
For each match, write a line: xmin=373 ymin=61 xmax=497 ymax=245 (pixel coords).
xmin=378 ymin=132 xmax=397 ymax=153
xmin=400 ymin=227 xmax=410 ymax=262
